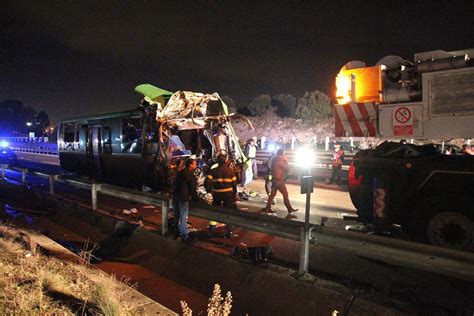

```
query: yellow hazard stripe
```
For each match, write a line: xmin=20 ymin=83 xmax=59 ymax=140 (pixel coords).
xmin=211 ymin=178 xmax=235 ymax=183
xmin=212 ymin=188 xmax=233 ymax=193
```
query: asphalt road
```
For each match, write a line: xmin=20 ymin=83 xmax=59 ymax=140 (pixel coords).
xmin=10 ymin=153 xmax=357 ymax=224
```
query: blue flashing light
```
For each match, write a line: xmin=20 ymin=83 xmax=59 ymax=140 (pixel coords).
xmin=1 ymin=150 xmax=7 ymax=154
xmin=0 ymin=140 xmax=9 ymax=148
xmin=267 ymin=143 xmax=276 ymax=153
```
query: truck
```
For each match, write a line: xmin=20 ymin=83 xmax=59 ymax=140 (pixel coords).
xmin=334 ymin=48 xmax=474 ymax=251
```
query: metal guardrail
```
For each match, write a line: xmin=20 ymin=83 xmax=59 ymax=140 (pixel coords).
xmin=6 ymin=141 xmax=58 ymax=156
xmin=1 ymin=163 xmax=474 ymax=281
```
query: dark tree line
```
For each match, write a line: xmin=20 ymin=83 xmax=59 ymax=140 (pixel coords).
xmin=0 ymin=99 xmax=50 ymax=136
xmin=222 ymin=90 xmax=333 ymax=120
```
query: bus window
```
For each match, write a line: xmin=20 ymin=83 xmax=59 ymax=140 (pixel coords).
xmin=79 ymin=125 xmax=88 ymax=151
xmin=121 ymin=118 xmax=142 ymax=154
xmin=102 ymin=127 xmax=112 ymax=153
xmin=63 ymin=123 xmax=77 ymax=150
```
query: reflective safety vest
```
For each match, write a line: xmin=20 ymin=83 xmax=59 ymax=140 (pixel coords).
xmin=207 ymin=164 xmax=237 ymax=193
xmin=248 ymin=146 xmax=257 ymax=159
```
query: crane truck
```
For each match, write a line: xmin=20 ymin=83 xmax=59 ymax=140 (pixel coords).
xmin=334 ymin=48 xmax=474 ymax=251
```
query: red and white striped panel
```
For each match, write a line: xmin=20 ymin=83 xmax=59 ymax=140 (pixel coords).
xmin=335 ymin=102 xmax=377 ymax=137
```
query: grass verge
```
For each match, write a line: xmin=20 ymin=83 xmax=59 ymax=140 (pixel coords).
xmin=0 ymin=224 xmax=137 ymax=315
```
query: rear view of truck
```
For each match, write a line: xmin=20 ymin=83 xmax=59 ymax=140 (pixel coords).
xmin=334 ymin=48 xmax=474 ymax=250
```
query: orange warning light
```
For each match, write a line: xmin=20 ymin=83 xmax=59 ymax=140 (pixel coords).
xmin=335 ymin=65 xmax=383 ymax=105
xmin=335 ymin=73 xmax=352 ymax=105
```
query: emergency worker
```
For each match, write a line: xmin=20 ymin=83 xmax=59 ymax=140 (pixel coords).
xmin=265 ymin=149 xmax=298 ymax=214
xmin=172 ymin=158 xmax=198 ymax=242
xmin=265 ymin=150 xmax=277 ymax=203
xmin=206 ymin=154 xmax=237 ymax=238
xmin=329 ymin=143 xmax=344 ymax=185
xmin=244 ymin=138 xmax=258 ymax=179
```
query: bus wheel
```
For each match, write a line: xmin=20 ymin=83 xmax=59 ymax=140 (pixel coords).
xmin=426 ymin=212 xmax=473 ymax=251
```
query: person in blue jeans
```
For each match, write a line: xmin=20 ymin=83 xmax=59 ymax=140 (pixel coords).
xmin=172 ymin=158 xmax=198 ymax=242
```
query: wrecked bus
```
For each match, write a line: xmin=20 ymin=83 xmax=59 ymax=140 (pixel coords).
xmin=57 ymin=84 xmax=252 ymax=192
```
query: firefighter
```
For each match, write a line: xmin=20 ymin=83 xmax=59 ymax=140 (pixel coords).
xmin=265 ymin=149 xmax=298 ymax=214
xmin=206 ymin=153 xmax=237 ymax=238
xmin=328 ymin=143 xmax=344 ymax=185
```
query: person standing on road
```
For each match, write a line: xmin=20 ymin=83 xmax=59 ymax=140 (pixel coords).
xmin=328 ymin=143 xmax=344 ymax=186
xmin=265 ymin=149 xmax=298 ymax=214
xmin=265 ymin=150 xmax=277 ymax=202
xmin=244 ymin=138 xmax=258 ymax=180
xmin=206 ymin=153 xmax=237 ymax=238
xmin=172 ymin=158 xmax=198 ymax=242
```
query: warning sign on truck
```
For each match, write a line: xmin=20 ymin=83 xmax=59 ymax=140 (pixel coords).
xmin=393 ymin=106 xmax=413 ymax=136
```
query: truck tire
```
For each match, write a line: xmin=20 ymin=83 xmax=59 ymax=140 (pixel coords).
xmin=426 ymin=212 xmax=473 ymax=251
xmin=348 ymin=162 xmax=362 ymax=209
xmin=348 ymin=150 xmax=373 ymax=222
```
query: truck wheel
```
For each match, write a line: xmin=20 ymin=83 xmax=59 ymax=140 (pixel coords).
xmin=348 ymin=150 xmax=373 ymax=222
xmin=426 ymin=212 xmax=473 ymax=251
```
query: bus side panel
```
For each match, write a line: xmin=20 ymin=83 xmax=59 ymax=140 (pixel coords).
xmin=98 ymin=118 xmax=148 ymax=189
xmin=101 ymin=153 xmax=147 ymax=189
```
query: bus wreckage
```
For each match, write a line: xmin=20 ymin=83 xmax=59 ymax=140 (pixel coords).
xmin=58 ymin=84 xmax=254 ymax=195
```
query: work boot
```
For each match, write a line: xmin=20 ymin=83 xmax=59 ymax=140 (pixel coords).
xmin=261 ymin=247 xmax=269 ymax=262
xmin=257 ymin=248 xmax=263 ymax=262
xmin=265 ymin=208 xmax=276 ymax=214
xmin=208 ymin=225 xmax=216 ymax=238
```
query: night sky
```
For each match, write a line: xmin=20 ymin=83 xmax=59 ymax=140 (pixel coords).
xmin=1 ymin=0 xmax=473 ymax=123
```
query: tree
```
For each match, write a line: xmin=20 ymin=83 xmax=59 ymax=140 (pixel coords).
xmin=294 ymin=90 xmax=333 ymax=120
xmin=272 ymin=94 xmax=296 ymax=118
xmin=0 ymin=99 xmax=37 ymax=135
xmin=34 ymin=111 xmax=51 ymax=135
xmin=247 ymin=94 xmax=272 ymax=116
xmin=221 ymin=95 xmax=237 ymax=113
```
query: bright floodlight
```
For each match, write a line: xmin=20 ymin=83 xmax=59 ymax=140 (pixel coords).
xmin=295 ymin=147 xmax=316 ymax=168
xmin=0 ymin=140 xmax=9 ymax=148
xmin=267 ymin=143 xmax=276 ymax=153
xmin=26 ymin=122 xmax=33 ymax=127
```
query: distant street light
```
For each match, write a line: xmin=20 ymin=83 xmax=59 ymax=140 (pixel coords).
xmin=26 ymin=122 xmax=33 ymax=127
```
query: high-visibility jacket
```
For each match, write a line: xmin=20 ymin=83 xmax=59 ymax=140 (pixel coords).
xmin=206 ymin=164 xmax=237 ymax=194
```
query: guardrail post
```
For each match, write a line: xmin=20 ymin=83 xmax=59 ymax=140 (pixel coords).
xmin=21 ymin=168 xmax=27 ymax=185
xmin=325 ymin=136 xmax=330 ymax=152
xmin=299 ymin=175 xmax=314 ymax=278
xmin=299 ymin=226 xmax=310 ymax=276
xmin=161 ymin=199 xmax=170 ymax=236
xmin=49 ymin=175 xmax=56 ymax=195
xmin=91 ymin=183 xmax=100 ymax=211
